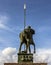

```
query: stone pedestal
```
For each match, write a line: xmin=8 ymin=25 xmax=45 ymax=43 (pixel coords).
xmin=18 ymin=53 xmax=33 ymax=63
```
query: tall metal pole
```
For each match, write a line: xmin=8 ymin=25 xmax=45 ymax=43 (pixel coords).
xmin=24 ymin=3 xmax=26 ymax=29
xmin=24 ymin=4 xmax=26 ymax=51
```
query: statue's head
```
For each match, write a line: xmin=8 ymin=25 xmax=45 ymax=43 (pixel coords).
xmin=27 ymin=26 xmax=31 ymax=29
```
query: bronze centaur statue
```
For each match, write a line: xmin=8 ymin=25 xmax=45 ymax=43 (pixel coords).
xmin=19 ymin=26 xmax=36 ymax=53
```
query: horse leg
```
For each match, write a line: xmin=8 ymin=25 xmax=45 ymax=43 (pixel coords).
xmin=32 ymin=42 xmax=36 ymax=53
xmin=29 ymin=45 xmax=31 ymax=53
xmin=34 ymin=43 xmax=36 ymax=53
xmin=25 ymin=39 xmax=31 ymax=53
xmin=19 ymin=42 xmax=23 ymax=53
xmin=26 ymin=44 xmax=27 ymax=53
xmin=25 ymin=42 xmax=29 ymax=53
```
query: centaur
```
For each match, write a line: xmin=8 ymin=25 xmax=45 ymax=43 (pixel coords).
xmin=19 ymin=26 xmax=36 ymax=53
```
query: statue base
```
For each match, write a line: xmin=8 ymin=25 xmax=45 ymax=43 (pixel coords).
xmin=18 ymin=52 xmax=33 ymax=63
xmin=4 ymin=52 xmax=47 ymax=65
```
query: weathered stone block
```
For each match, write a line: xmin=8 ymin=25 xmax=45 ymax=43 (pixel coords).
xmin=18 ymin=53 xmax=33 ymax=63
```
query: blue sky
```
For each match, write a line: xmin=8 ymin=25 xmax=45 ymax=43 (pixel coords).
xmin=0 ymin=0 xmax=51 ymax=65
xmin=0 ymin=0 xmax=51 ymax=51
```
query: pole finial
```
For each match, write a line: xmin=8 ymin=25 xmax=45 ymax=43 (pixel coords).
xmin=24 ymin=4 xmax=26 ymax=9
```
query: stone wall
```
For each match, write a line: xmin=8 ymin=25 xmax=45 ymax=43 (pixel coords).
xmin=4 ymin=63 xmax=47 ymax=65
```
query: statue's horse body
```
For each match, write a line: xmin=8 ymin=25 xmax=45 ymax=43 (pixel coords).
xmin=19 ymin=28 xmax=35 ymax=53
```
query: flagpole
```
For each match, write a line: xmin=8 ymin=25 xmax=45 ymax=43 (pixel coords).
xmin=24 ymin=3 xmax=26 ymax=29
xmin=24 ymin=4 xmax=26 ymax=51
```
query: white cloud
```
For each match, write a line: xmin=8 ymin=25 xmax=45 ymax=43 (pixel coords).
xmin=0 ymin=15 xmax=23 ymax=34
xmin=2 ymin=47 xmax=16 ymax=56
xmin=34 ymin=48 xmax=51 ymax=65
xmin=0 ymin=15 xmax=9 ymax=30
xmin=0 ymin=15 xmax=16 ymax=33
xmin=0 ymin=47 xmax=17 ymax=65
